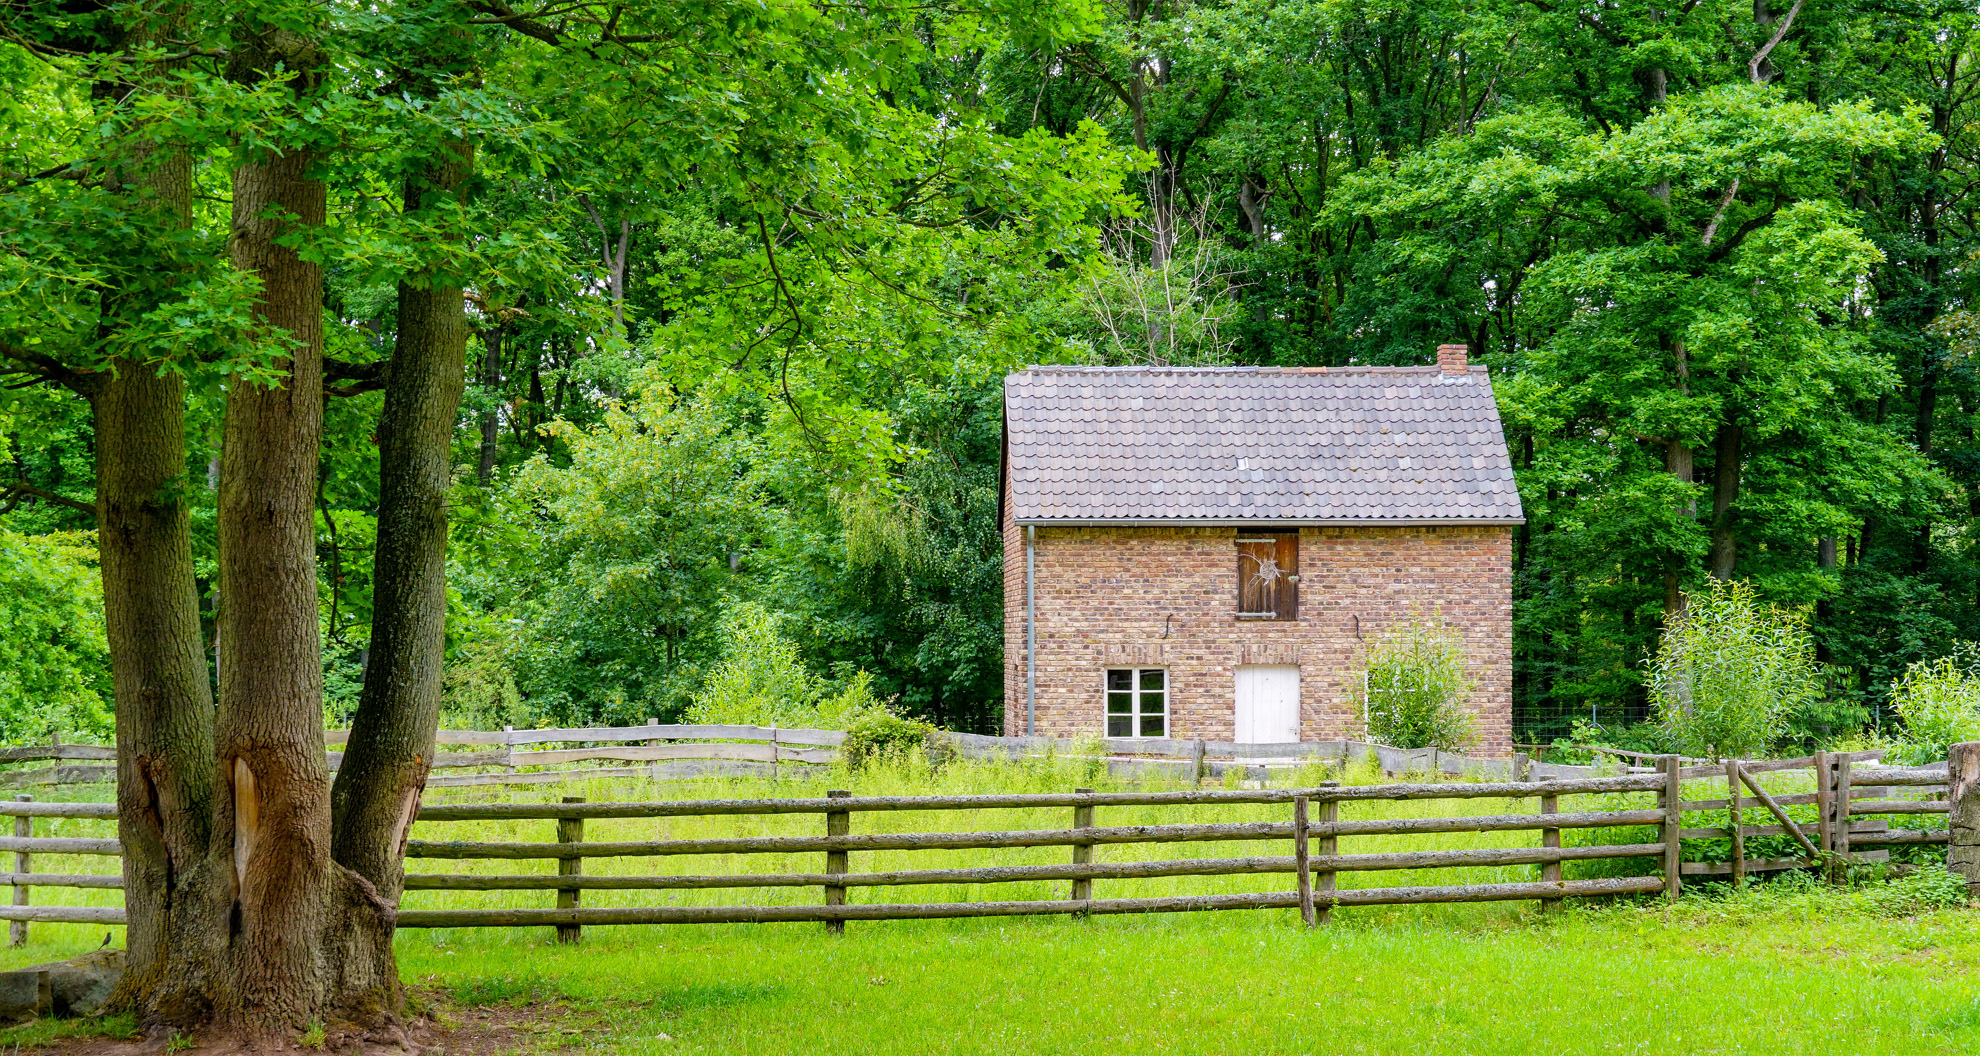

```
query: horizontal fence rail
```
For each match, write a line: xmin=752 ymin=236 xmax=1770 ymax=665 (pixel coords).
xmin=0 ymin=749 xmax=1965 ymax=941
xmin=0 ymin=727 xmax=1690 ymax=791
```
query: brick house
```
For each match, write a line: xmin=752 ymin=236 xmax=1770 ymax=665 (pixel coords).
xmin=1000 ymin=345 xmax=1523 ymax=754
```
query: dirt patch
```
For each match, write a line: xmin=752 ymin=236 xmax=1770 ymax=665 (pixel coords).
xmin=5 ymin=990 xmax=621 ymax=1056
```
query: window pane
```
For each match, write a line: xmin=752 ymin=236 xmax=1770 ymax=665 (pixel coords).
xmin=1139 ymin=669 xmax=1165 ymax=692
xmin=1107 ymin=692 xmax=1132 ymax=715
xmin=1107 ymin=715 xmax=1131 ymax=738
xmin=1106 ymin=669 xmax=1131 ymax=692
xmin=1140 ymin=712 xmax=1165 ymax=738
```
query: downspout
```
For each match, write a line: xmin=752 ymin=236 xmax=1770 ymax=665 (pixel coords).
xmin=1025 ymin=524 xmax=1037 ymax=737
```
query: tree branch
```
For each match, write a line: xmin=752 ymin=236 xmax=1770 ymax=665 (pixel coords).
xmin=0 ymin=341 xmax=97 ymax=395
xmin=1 ymin=482 xmax=95 ymax=518
xmin=460 ymin=0 xmax=567 ymax=46
xmin=324 ymin=357 xmax=387 ymax=397
xmin=1701 ymin=178 xmax=1739 ymax=246
xmin=1749 ymin=0 xmax=1806 ymax=84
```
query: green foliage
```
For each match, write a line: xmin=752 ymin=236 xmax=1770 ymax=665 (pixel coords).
xmin=1549 ymin=719 xmax=1671 ymax=766
xmin=687 ymin=601 xmax=887 ymax=729
xmin=1887 ymin=656 xmax=1980 ymax=765
xmin=0 ymin=530 xmax=112 ymax=745
xmin=841 ymin=713 xmax=937 ymax=770
xmin=493 ymin=388 xmax=765 ymax=726
xmin=1356 ymin=620 xmax=1476 ymax=751
xmin=1856 ymin=867 xmax=1971 ymax=917
xmin=1649 ymin=580 xmax=1821 ymax=759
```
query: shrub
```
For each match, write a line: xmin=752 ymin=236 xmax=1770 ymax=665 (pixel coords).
xmin=841 ymin=713 xmax=936 ymax=770
xmin=1857 ymin=866 xmax=1969 ymax=917
xmin=1356 ymin=619 xmax=1476 ymax=750
xmin=0 ymin=529 xmax=113 ymax=745
xmin=1648 ymin=580 xmax=1820 ymax=760
xmin=687 ymin=602 xmax=887 ymax=729
xmin=1886 ymin=656 xmax=1980 ymax=765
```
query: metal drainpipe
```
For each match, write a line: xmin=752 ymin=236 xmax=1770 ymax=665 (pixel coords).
xmin=1025 ymin=524 xmax=1037 ymax=737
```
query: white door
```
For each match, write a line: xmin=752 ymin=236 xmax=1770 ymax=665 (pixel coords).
xmin=1234 ymin=665 xmax=1301 ymax=744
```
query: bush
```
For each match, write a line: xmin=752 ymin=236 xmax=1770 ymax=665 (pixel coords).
xmin=1856 ymin=866 xmax=1969 ymax=917
xmin=0 ymin=530 xmax=113 ymax=745
xmin=1356 ymin=619 xmax=1476 ymax=750
xmin=841 ymin=713 xmax=936 ymax=770
xmin=1648 ymin=579 xmax=1820 ymax=760
xmin=687 ymin=601 xmax=887 ymax=729
xmin=1886 ymin=656 xmax=1980 ymax=765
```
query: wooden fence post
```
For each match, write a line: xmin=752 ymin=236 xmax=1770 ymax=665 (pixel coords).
xmin=1513 ymin=752 xmax=1530 ymax=784
xmin=1832 ymin=755 xmax=1853 ymax=879
xmin=1539 ymin=778 xmax=1561 ymax=915
xmin=1191 ymin=740 xmax=1207 ymax=785
xmin=1071 ymin=787 xmax=1094 ymax=902
xmin=1813 ymin=749 xmax=1833 ymax=862
xmin=1725 ymin=759 xmax=1745 ymax=889
xmin=1293 ymin=795 xmax=1314 ymax=929
xmin=556 ymin=796 xmax=584 ymax=944
xmin=1948 ymin=742 xmax=1980 ymax=901
xmin=1315 ymin=795 xmax=1338 ymax=924
xmin=10 ymin=795 xmax=29 ymax=947
xmin=825 ymin=789 xmax=850 ymax=934
xmin=1661 ymin=755 xmax=1682 ymax=902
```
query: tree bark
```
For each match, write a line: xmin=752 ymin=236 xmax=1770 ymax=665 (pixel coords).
xmin=330 ymin=123 xmax=474 ymax=1014
xmin=1663 ymin=339 xmax=1694 ymax=619
xmin=1664 ymin=437 xmax=1693 ymax=618
xmin=1708 ymin=418 xmax=1741 ymax=580
xmin=86 ymin=8 xmax=225 ymax=1025
xmin=210 ymin=24 xmax=357 ymax=1035
xmin=476 ymin=321 xmax=503 ymax=483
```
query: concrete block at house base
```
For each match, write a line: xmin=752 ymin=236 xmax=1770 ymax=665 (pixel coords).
xmin=8 ymin=949 xmax=125 ymax=1018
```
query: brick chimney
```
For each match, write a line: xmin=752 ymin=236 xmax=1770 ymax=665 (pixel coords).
xmin=1436 ymin=343 xmax=1468 ymax=375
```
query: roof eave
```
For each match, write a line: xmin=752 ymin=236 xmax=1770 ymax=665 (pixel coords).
xmin=1010 ymin=516 xmax=1527 ymax=527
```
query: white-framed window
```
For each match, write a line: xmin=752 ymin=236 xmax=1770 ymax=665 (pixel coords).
xmin=1106 ymin=668 xmax=1167 ymax=738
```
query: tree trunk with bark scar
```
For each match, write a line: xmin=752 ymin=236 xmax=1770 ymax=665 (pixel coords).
xmin=1708 ymin=419 xmax=1741 ymax=580
xmin=217 ymin=130 xmax=344 ymax=1032
xmin=87 ymin=10 xmax=225 ymax=1024
xmin=331 ymin=127 xmax=473 ymax=1014
xmin=100 ymin=355 xmax=226 ymax=1024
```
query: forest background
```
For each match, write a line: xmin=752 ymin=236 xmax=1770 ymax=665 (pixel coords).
xmin=6 ymin=0 xmax=1980 ymax=749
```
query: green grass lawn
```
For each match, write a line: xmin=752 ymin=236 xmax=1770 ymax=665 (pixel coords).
xmin=1 ymin=757 xmax=1972 ymax=1054
xmin=405 ymin=893 xmax=1980 ymax=1056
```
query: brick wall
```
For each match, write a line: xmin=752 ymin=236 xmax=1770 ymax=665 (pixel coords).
xmin=1002 ymin=520 xmax=1514 ymax=754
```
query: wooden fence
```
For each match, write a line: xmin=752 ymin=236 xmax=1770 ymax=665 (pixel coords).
xmin=0 ymin=725 xmax=1644 ymax=792
xmin=0 ymin=749 xmax=1961 ymax=943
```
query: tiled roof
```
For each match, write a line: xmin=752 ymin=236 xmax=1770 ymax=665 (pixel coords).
xmin=1004 ymin=365 xmax=1524 ymax=524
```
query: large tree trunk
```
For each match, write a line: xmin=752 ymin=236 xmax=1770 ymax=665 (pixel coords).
xmin=100 ymin=359 xmax=225 ymax=1025
xmin=331 ymin=127 xmax=474 ymax=1010
xmin=216 ymin=130 xmax=342 ymax=1033
xmin=90 ymin=11 xmax=224 ymax=1025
